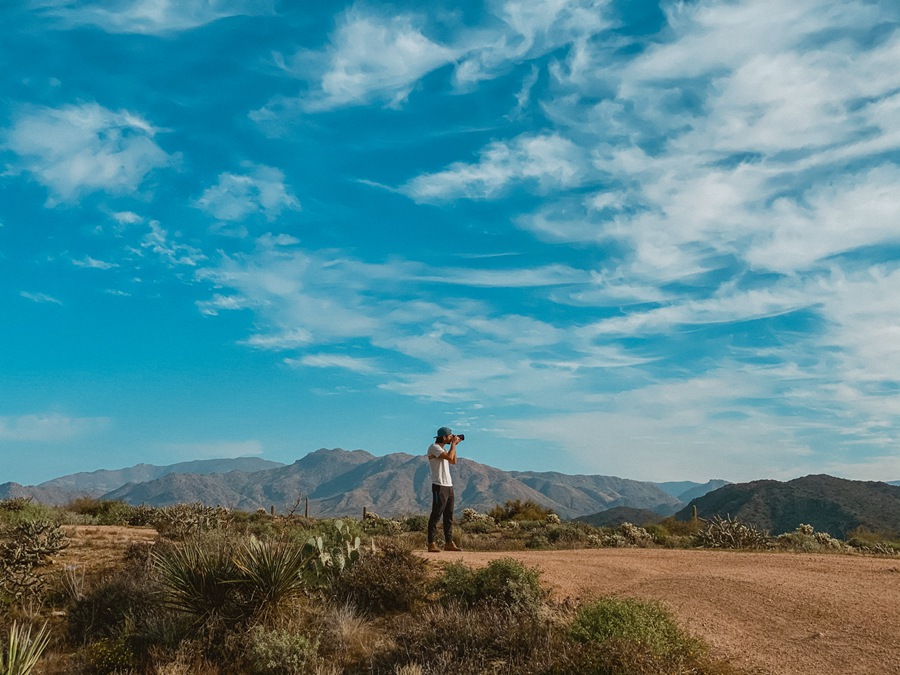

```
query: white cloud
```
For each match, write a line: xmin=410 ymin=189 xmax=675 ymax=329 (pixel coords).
xmin=141 ymin=221 xmax=206 ymax=267
xmin=43 ymin=0 xmax=275 ymax=35
xmin=290 ymin=354 xmax=379 ymax=375
xmin=20 ymin=291 xmax=62 ymax=305
xmin=2 ymin=102 xmax=172 ymax=204
xmin=194 ymin=164 xmax=300 ymax=223
xmin=402 ymin=133 xmax=588 ymax=202
xmin=72 ymin=256 xmax=118 ymax=270
xmin=0 ymin=413 xmax=109 ymax=442
xmin=298 ymin=8 xmax=459 ymax=111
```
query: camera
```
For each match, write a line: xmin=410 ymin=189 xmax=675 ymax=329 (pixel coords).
xmin=456 ymin=434 xmax=465 ymax=441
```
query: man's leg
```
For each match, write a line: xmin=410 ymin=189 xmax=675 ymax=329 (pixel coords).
xmin=427 ymin=483 xmax=446 ymax=548
xmin=442 ymin=487 xmax=459 ymax=550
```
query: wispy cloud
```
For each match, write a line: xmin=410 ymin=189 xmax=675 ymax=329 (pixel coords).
xmin=401 ymin=133 xmax=589 ymax=202
xmin=0 ymin=413 xmax=109 ymax=442
xmin=42 ymin=0 xmax=275 ymax=35
xmin=194 ymin=163 xmax=300 ymax=224
xmin=72 ymin=256 xmax=118 ymax=270
xmin=2 ymin=102 xmax=173 ymax=204
xmin=290 ymin=8 xmax=459 ymax=111
xmin=20 ymin=291 xmax=63 ymax=305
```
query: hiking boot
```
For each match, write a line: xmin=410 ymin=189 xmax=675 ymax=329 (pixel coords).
xmin=427 ymin=542 xmax=442 ymax=553
xmin=444 ymin=541 xmax=463 ymax=552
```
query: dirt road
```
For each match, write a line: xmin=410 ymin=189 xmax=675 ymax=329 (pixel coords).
xmin=428 ymin=548 xmax=900 ymax=675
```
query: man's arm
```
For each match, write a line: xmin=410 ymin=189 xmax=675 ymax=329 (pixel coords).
xmin=436 ymin=438 xmax=459 ymax=464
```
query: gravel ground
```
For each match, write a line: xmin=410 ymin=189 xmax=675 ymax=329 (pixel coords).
xmin=422 ymin=548 xmax=900 ymax=675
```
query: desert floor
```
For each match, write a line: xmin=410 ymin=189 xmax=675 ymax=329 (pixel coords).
xmin=422 ymin=548 xmax=900 ymax=675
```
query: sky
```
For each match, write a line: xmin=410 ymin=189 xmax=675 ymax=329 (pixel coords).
xmin=2 ymin=0 xmax=900 ymax=487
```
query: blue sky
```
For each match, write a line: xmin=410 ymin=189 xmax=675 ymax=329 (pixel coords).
xmin=2 ymin=0 xmax=900 ymax=486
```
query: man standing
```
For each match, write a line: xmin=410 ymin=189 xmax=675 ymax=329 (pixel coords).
xmin=426 ymin=426 xmax=463 ymax=552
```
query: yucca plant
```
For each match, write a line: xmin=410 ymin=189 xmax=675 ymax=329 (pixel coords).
xmin=1 ymin=621 xmax=50 ymax=675
xmin=234 ymin=536 xmax=311 ymax=619
xmin=152 ymin=537 xmax=240 ymax=626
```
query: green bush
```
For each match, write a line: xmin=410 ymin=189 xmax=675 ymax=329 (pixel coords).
xmin=245 ymin=625 xmax=318 ymax=675
xmin=332 ymin=542 xmax=428 ymax=615
xmin=570 ymin=597 xmax=701 ymax=658
xmin=487 ymin=499 xmax=555 ymax=523
xmin=77 ymin=637 xmax=134 ymax=675
xmin=402 ymin=515 xmax=428 ymax=532
xmin=385 ymin=602 xmax=557 ymax=674
xmin=435 ymin=558 xmax=544 ymax=614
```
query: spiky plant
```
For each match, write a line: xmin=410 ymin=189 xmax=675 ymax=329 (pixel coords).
xmin=234 ymin=536 xmax=310 ymax=619
xmin=152 ymin=537 xmax=240 ymax=626
xmin=0 ymin=621 xmax=50 ymax=675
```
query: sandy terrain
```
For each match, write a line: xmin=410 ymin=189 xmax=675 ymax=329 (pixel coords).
xmin=422 ymin=548 xmax=900 ymax=675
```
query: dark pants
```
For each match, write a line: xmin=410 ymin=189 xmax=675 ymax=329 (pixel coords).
xmin=428 ymin=483 xmax=455 ymax=544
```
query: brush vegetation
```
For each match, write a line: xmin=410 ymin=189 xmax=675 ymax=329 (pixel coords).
xmin=1 ymin=495 xmax=898 ymax=673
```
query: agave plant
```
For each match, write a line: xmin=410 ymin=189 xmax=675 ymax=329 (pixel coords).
xmin=152 ymin=537 xmax=240 ymax=626
xmin=0 ymin=621 xmax=50 ymax=675
xmin=234 ymin=536 xmax=311 ymax=618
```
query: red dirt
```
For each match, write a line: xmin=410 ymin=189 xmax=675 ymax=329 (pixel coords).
xmin=424 ymin=548 xmax=900 ymax=675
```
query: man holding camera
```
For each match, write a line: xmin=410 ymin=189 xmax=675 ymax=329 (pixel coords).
xmin=426 ymin=426 xmax=463 ymax=552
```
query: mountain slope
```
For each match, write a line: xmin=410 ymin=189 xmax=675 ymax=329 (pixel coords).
xmin=2 ymin=457 xmax=285 ymax=504
xmin=99 ymin=448 xmax=682 ymax=519
xmin=675 ymin=475 xmax=900 ymax=537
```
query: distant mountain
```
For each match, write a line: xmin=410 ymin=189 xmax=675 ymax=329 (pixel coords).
xmin=100 ymin=448 xmax=683 ymax=519
xmin=0 ymin=457 xmax=284 ymax=505
xmin=675 ymin=475 xmax=900 ymax=537
xmin=653 ymin=479 xmax=730 ymax=502
xmin=676 ymin=479 xmax=730 ymax=503
xmin=575 ymin=506 xmax=664 ymax=528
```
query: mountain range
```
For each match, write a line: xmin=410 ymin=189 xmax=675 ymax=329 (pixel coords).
xmin=2 ymin=449 xmax=707 ymax=519
xmin=674 ymin=474 xmax=900 ymax=537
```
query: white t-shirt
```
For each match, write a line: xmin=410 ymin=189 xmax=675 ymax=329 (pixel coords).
xmin=427 ymin=442 xmax=452 ymax=487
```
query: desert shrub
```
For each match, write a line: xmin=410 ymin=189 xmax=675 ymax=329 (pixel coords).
xmin=525 ymin=532 xmax=550 ymax=549
xmin=604 ymin=522 xmax=654 ymax=548
xmin=77 ymin=637 xmax=134 ymax=675
xmin=332 ymin=542 xmax=428 ymax=615
xmin=234 ymin=536 xmax=310 ymax=620
xmin=68 ymin=572 xmax=162 ymax=644
xmin=658 ymin=515 xmax=702 ymax=537
xmin=152 ymin=536 xmax=242 ymax=628
xmin=153 ymin=504 xmax=233 ymax=539
xmin=361 ymin=513 xmax=403 ymax=536
xmin=846 ymin=526 xmax=900 ymax=553
xmin=402 ymin=515 xmax=428 ymax=532
xmin=776 ymin=524 xmax=846 ymax=553
xmin=245 ymin=625 xmax=318 ymax=675
xmin=65 ymin=498 xmax=137 ymax=526
xmin=694 ymin=515 xmax=770 ymax=549
xmin=545 ymin=523 xmax=588 ymax=546
xmin=0 ymin=498 xmax=33 ymax=513
xmin=384 ymin=601 xmax=558 ymax=674
xmin=487 ymin=499 xmax=555 ymax=523
xmin=0 ymin=520 xmax=68 ymax=602
xmin=570 ymin=597 xmax=702 ymax=659
xmin=0 ymin=621 xmax=51 ymax=675
xmin=461 ymin=520 xmax=493 ymax=534
xmin=435 ymin=558 xmax=544 ymax=614
xmin=301 ymin=520 xmax=362 ymax=586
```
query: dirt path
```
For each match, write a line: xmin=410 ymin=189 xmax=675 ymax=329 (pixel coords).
xmin=424 ymin=548 xmax=900 ymax=675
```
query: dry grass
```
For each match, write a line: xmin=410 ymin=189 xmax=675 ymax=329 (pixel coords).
xmin=58 ymin=525 xmax=157 ymax=573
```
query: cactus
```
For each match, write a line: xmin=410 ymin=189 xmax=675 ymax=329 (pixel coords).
xmin=302 ymin=520 xmax=361 ymax=581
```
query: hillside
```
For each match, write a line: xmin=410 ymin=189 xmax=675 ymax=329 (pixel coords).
xmin=99 ymin=448 xmax=682 ymax=519
xmin=574 ymin=506 xmax=664 ymax=528
xmin=0 ymin=457 xmax=284 ymax=505
xmin=675 ymin=474 xmax=900 ymax=537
